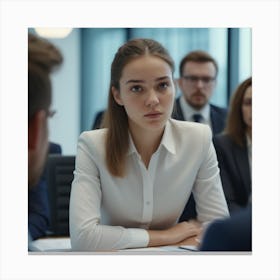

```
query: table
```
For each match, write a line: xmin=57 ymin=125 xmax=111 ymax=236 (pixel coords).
xmin=29 ymin=235 xmax=200 ymax=253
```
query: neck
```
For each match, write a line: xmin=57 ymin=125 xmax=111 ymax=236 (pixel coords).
xmin=129 ymin=125 xmax=164 ymax=168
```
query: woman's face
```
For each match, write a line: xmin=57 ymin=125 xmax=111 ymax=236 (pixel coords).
xmin=242 ymin=85 xmax=252 ymax=129
xmin=112 ymin=55 xmax=175 ymax=134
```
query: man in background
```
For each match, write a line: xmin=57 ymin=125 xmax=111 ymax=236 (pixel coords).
xmin=173 ymin=50 xmax=227 ymax=134
xmin=173 ymin=50 xmax=227 ymax=222
xmin=28 ymin=33 xmax=63 ymax=249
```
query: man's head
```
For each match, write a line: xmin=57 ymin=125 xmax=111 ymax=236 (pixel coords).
xmin=178 ymin=50 xmax=218 ymax=110
xmin=28 ymin=33 xmax=62 ymax=188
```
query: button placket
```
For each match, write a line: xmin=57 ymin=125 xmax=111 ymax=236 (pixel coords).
xmin=136 ymin=155 xmax=154 ymax=227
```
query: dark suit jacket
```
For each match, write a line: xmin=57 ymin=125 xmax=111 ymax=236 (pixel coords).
xmin=213 ymin=134 xmax=251 ymax=212
xmin=172 ymin=98 xmax=227 ymax=135
xmin=28 ymin=142 xmax=62 ymax=240
xmin=200 ymin=205 xmax=252 ymax=251
xmin=173 ymin=97 xmax=228 ymax=222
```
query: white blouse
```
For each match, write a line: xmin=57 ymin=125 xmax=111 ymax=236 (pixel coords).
xmin=69 ymin=119 xmax=229 ymax=251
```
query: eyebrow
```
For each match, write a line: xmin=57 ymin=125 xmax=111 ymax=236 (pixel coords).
xmin=125 ymin=76 xmax=170 ymax=84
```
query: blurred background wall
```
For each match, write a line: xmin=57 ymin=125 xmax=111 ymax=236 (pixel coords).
xmin=29 ymin=28 xmax=252 ymax=155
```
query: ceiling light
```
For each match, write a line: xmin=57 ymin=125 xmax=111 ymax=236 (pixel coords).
xmin=35 ymin=28 xmax=73 ymax=39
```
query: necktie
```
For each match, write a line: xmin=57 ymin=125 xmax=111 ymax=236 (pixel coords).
xmin=192 ymin=114 xmax=202 ymax=123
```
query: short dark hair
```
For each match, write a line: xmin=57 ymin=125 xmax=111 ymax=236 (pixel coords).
xmin=28 ymin=33 xmax=63 ymax=121
xmin=179 ymin=50 xmax=218 ymax=77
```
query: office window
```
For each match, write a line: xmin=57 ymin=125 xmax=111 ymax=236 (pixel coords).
xmin=39 ymin=28 xmax=251 ymax=152
xmin=239 ymin=28 xmax=252 ymax=82
xmin=128 ymin=28 xmax=228 ymax=107
xmin=81 ymin=28 xmax=126 ymax=131
xmin=80 ymin=28 xmax=250 ymax=131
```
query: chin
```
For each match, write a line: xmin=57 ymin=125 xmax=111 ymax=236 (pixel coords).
xmin=146 ymin=121 xmax=166 ymax=131
xmin=190 ymin=100 xmax=206 ymax=109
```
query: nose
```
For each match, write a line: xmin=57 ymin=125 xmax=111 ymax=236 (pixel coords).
xmin=145 ymin=90 xmax=159 ymax=107
xmin=196 ymin=79 xmax=204 ymax=88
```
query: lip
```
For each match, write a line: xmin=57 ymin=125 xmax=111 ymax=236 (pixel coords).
xmin=193 ymin=93 xmax=205 ymax=98
xmin=144 ymin=111 xmax=163 ymax=118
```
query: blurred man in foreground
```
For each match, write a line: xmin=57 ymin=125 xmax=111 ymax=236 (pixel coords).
xmin=28 ymin=33 xmax=63 ymax=249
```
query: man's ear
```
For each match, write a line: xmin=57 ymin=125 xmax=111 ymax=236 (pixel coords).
xmin=28 ymin=110 xmax=46 ymax=150
xmin=112 ymin=86 xmax=123 ymax=106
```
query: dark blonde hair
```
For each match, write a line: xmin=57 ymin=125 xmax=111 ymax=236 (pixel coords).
xmin=224 ymin=77 xmax=252 ymax=146
xmin=102 ymin=38 xmax=175 ymax=177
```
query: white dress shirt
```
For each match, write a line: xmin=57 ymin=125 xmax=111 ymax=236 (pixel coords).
xmin=69 ymin=119 xmax=229 ymax=251
xmin=179 ymin=95 xmax=211 ymax=127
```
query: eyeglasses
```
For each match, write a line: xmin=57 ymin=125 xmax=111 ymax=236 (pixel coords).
xmin=182 ymin=75 xmax=216 ymax=86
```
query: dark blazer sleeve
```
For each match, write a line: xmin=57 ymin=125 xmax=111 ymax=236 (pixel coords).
xmin=49 ymin=142 xmax=62 ymax=154
xmin=92 ymin=110 xmax=105 ymax=130
xmin=28 ymin=180 xmax=50 ymax=240
xmin=213 ymin=135 xmax=251 ymax=212
xmin=199 ymin=205 xmax=252 ymax=251
xmin=210 ymin=104 xmax=227 ymax=135
xmin=28 ymin=142 xmax=62 ymax=240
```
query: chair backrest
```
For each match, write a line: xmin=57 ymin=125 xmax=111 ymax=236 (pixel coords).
xmin=46 ymin=155 xmax=75 ymax=236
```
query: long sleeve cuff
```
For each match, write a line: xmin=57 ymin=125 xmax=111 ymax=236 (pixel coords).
xmin=115 ymin=228 xmax=149 ymax=249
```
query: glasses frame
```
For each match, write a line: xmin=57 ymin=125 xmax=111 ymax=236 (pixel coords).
xmin=182 ymin=75 xmax=216 ymax=86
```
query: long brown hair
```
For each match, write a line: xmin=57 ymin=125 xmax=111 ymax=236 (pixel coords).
xmin=102 ymin=38 xmax=175 ymax=177
xmin=224 ymin=77 xmax=252 ymax=146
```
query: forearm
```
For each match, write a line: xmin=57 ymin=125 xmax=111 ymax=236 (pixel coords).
xmin=147 ymin=229 xmax=171 ymax=247
xmin=147 ymin=221 xmax=201 ymax=247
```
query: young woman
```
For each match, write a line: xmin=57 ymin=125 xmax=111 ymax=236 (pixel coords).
xmin=213 ymin=77 xmax=252 ymax=213
xmin=69 ymin=38 xmax=229 ymax=251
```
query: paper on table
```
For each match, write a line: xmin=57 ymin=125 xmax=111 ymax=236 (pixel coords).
xmin=119 ymin=247 xmax=167 ymax=252
xmin=30 ymin=237 xmax=71 ymax=252
xmin=178 ymin=245 xmax=198 ymax=251
xmin=119 ymin=245 xmax=196 ymax=252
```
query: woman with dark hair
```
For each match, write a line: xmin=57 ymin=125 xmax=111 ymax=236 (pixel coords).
xmin=69 ymin=38 xmax=229 ymax=251
xmin=213 ymin=77 xmax=252 ymax=213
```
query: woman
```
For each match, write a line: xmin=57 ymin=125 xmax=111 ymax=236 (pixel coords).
xmin=213 ymin=77 xmax=252 ymax=213
xmin=69 ymin=38 xmax=229 ymax=251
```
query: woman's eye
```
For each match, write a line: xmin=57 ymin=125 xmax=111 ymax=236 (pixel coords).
xmin=131 ymin=85 xmax=143 ymax=93
xmin=158 ymin=82 xmax=169 ymax=90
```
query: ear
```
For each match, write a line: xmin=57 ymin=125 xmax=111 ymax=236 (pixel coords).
xmin=112 ymin=86 xmax=124 ymax=106
xmin=28 ymin=110 xmax=46 ymax=151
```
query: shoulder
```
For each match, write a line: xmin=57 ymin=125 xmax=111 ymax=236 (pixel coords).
xmin=213 ymin=134 xmax=234 ymax=149
xmin=169 ymin=118 xmax=212 ymax=145
xmin=170 ymin=118 xmax=211 ymax=133
xmin=49 ymin=142 xmax=62 ymax=154
xmin=201 ymin=206 xmax=252 ymax=251
xmin=78 ymin=129 xmax=108 ymax=153
xmin=210 ymin=104 xmax=227 ymax=115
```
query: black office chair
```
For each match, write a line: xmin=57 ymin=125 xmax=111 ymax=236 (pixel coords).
xmin=46 ymin=155 xmax=75 ymax=236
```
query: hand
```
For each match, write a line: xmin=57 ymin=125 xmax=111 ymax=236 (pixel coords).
xmin=148 ymin=221 xmax=202 ymax=247
xmin=165 ymin=221 xmax=202 ymax=244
